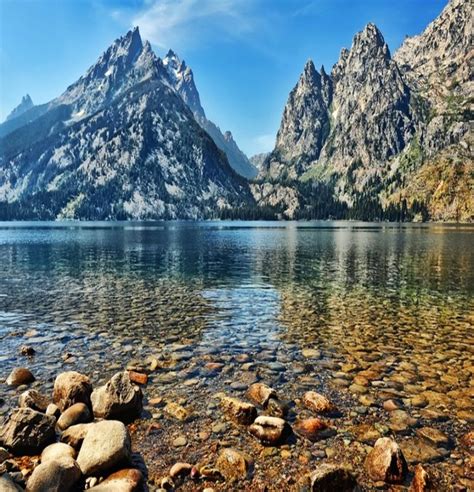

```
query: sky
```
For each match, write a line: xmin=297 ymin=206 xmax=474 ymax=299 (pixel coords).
xmin=0 ymin=0 xmax=447 ymax=156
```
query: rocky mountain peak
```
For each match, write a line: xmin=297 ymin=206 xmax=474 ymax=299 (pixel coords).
xmin=55 ymin=27 xmax=164 ymax=117
xmin=5 ymin=94 xmax=34 ymax=122
xmin=301 ymin=59 xmax=320 ymax=86
xmin=320 ymin=21 xmax=413 ymax=170
xmin=163 ymin=49 xmax=204 ymax=118
xmin=394 ymin=0 xmax=471 ymax=95
xmin=262 ymin=59 xmax=332 ymax=180
xmin=350 ymin=22 xmax=391 ymax=65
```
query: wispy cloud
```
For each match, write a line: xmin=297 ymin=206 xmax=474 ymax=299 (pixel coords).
xmin=130 ymin=0 xmax=257 ymax=50
xmin=292 ymin=0 xmax=333 ymax=18
xmin=251 ymin=133 xmax=275 ymax=154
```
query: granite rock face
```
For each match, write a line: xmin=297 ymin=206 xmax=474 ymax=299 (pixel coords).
xmin=256 ymin=0 xmax=473 ymax=221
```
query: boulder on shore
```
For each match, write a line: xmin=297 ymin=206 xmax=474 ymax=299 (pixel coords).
xmin=87 ymin=468 xmax=143 ymax=491
xmin=26 ymin=456 xmax=81 ymax=492
xmin=60 ymin=423 xmax=94 ymax=450
xmin=91 ymin=372 xmax=142 ymax=422
xmin=18 ymin=389 xmax=49 ymax=413
xmin=53 ymin=371 xmax=92 ymax=412
xmin=0 ymin=408 xmax=55 ymax=455
xmin=76 ymin=420 xmax=131 ymax=475
xmin=41 ymin=442 xmax=77 ymax=463
xmin=57 ymin=403 xmax=92 ymax=431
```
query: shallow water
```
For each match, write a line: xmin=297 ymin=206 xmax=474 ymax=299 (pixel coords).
xmin=0 ymin=221 xmax=473 ymax=488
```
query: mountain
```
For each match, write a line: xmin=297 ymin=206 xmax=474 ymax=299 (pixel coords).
xmin=163 ymin=50 xmax=257 ymax=179
xmin=249 ymin=152 xmax=270 ymax=171
xmin=256 ymin=0 xmax=472 ymax=221
xmin=5 ymin=94 xmax=34 ymax=121
xmin=0 ymin=28 xmax=252 ymax=220
xmin=261 ymin=61 xmax=332 ymax=181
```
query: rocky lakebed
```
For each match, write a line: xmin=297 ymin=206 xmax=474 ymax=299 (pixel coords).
xmin=0 ymin=317 xmax=473 ymax=492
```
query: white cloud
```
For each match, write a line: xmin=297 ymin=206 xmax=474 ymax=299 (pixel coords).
xmin=131 ymin=0 xmax=256 ymax=49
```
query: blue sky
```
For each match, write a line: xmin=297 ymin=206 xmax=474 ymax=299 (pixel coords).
xmin=1 ymin=0 xmax=447 ymax=156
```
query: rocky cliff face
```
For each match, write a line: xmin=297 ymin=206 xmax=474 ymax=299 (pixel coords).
xmin=261 ymin=60 xmax=331 ymax=180
xmin=5 ymin=94 xmax=34 ymax=121
xmin=256 ymin=0 xmax=472 ymax=221
xmin=394 ymin=0 xmax=472 ymax=156
xmin=163 ymin=50 xmax=257 ymax=179
xmin=322 ymin=23 xmax=414 ymax=171
xmin=0 ymin=29 xmax=252 ymax=219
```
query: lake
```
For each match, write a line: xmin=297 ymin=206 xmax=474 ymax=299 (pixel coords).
xmin=0 ymin=221 xmax=473 ymax=489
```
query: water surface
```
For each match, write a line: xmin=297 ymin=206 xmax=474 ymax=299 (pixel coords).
xmin=0 ymin=221 xmax=473 ymax=487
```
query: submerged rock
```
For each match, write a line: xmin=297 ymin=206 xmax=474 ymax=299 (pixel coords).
xmin=19 ymin=345 xmax=35 ymax=357
xmin=246 ymin=383 xmax=277 ymax=407
xmin=53 ymin=371 xmax=92 ymax=412
xmin=169 ymin=462 xmax=193 ymax=479
xmin=76 ymin=420 xmax=131 ymax=475
xmin=164 ymin=402 xmax=191 ymax=421
xmin=216 ymin=448 xmax=251 ymax=481
xmin=0 ymin=408 xmax=55 ymax=455
xmin=409 ymin=463 xmax=434 ymax=492
xmin=365 ymin=437 xmax=408 ymax=484
xmin=294 ymin=418 xmax=335 ymax=442
xmin=249 ymin=416 xmax=289 ymax=445
xmin=6 ymin=368 xmax=35 ymax=387
xmin=302 ymin=391 xmax=335 ymax=414
xmin=91 ymin=372 xmax=142 ymax=421
xmin=416 ymin=427 xmax=450 ymax=448
xmin=220 ymin=397 xmax=257 ymax=425
xmin=310 ymin=464 xmax=357 ymax=491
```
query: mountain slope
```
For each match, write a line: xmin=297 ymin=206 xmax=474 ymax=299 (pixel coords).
xmin=256 ymin=0 xmax=472 ymax=221
xmin=0 ymin=29 xmax=252 ymax=220
xmin=163 ymin=50 xmax=257 ymax=179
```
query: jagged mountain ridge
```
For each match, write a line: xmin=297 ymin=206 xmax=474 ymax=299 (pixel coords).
xmin=162 ymin=50 xmax=257 ymax=179
xmin=0 ymin=28 xmax=253 ymax=219
xmin=5 ymin=94 xmax=34 ymax=122
xmin=257 ymin=0 xmax=472 ymax=221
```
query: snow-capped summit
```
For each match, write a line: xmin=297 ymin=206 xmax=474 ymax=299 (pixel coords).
xmin=5 ymin=94 xmax=34 ymax=122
